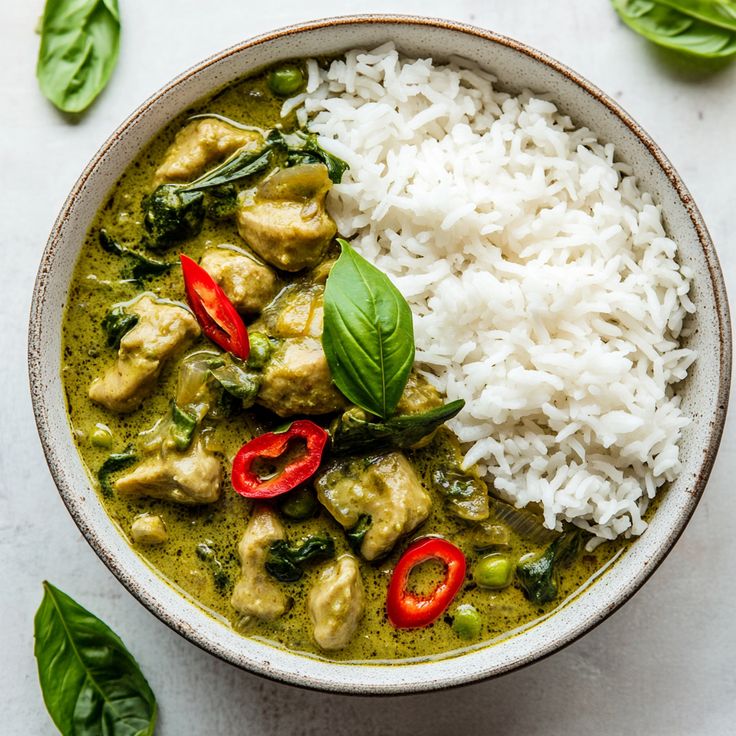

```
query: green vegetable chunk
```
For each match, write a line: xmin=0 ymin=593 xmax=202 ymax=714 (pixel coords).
xmin=323 ymin=239 xmax=415 ymax=419
xmin=36 ymin=0 xmax=121 ymax=114
xmin=101 ymin=306 xmax=138 ymax=348
xmin=34 ymin=581 xmax=157 ymax=736
xmin=279 ymin=486 xmax=318 ymax=520
xmin=474 ymin=553 xmax=515 ymax=590
xmin=611 ymin=0 xmax=736 ymax=58
xmin=246 ymin=332 xmax=275 ymax=370
xmin=142 ymin=185 xmax=205 ymax=250
xmin=266 ymin=536 xmax=335 ymax=582
xmin=516 ymin=530 xmax=583 ymax=604
xmin=330 ymin=401 xmax=465 ymax=455
xmin=451 ymin=604 xmax=482 ymax=640
xmin=97 ymin=446 xmax=137 ymax=497
xmin=268 ymin=63 xmax=306 ymax=96
xmin=170 ymin=403 xmax=197 ymax=451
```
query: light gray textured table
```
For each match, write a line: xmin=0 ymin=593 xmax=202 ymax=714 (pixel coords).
xmin=2 ymin=1 xmax=734 ymax=734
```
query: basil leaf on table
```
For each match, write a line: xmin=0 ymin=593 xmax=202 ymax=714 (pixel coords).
xmin=322 ymin=239 xmax=415 ymax=419
xmin=611 ymin=0 xmax=736 ymax=58
xmin=37 ymin=0 xmax=121 ymax=113
xmin=34 ymin=581 xmax=157 ymax=736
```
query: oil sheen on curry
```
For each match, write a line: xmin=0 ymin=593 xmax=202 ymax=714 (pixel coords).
xmin=62 ymin=62 xmax=628 ymax=662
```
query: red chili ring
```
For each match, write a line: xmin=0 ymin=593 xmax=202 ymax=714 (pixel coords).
xmin=231 ymin=420 xmax=328 ymax=499
xmin=386 ymin=537 xmax=467 ymax=629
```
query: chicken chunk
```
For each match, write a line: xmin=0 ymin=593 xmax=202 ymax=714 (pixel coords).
xmin=130 ymin=514 xmax=168 ymax=545
xmin=315 ymin=452 xmax=431 ymax=561
xmin=236 ymin=164 xmax=337 ymax=272
xmin=115 ymin=439 xmax=221 ymax=505
xmin=153 ymin=119 xmax=263 ymax=187
xmin=230 ymin=506 xmax=289 ymax=621
xmin=199 ymin=247 xmax=278 ymax=315
xmin=308 ymin=555 xmax=365 ymax=651
xmin=257 ymin=337 xmax=347 ymax=416
xmin=397 ymin=372 xmax=443 ymax=415
xmin=89 ymin=296 xmax=200 ymax=413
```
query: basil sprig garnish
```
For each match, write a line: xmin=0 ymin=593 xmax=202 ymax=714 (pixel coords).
xmin=322 ymin=239 xmax=415 ymax=419
xmin=37 ymin=0 xmax=121 ymax=113
xmin=34 ymin=582 xmax=157 ymax=735
xmin=611 ymin=0 xmax=736 ymax=58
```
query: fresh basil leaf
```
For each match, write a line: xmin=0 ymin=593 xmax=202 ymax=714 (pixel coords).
xmin=658 ymin=1 xmax=736 ymax=29
xmin=37 ymin=0 xmax=121 ymax=113
xmin=98 ymin=446 xmax=136 ymax=497
xmin=330 ymin=400 xmax=465 ymax=454
xmin=183 ymin=148 xmax=273 ymax=192
xmin=34 ymin=581 xmax=157 ymax=736
xmin=99 ymin=229 xmax=171 ymax=280
xmin=101 ymin=306 xmax=138 ymax=349
xmin=612 ymin=0 xmax=736 ymax=57
xmin=322 ymin=239 xmax=415 ymax=419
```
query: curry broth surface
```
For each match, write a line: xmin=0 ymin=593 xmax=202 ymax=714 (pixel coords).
xmin=62 ymin=67 xmax=628 ymax=662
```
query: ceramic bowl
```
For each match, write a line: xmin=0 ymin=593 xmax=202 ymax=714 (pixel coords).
xmin=29 ymin=15 xmax=731 ymax=694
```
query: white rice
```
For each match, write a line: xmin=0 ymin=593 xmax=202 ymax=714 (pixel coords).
xmin=286 ymin=44 xmax=697 ymax=543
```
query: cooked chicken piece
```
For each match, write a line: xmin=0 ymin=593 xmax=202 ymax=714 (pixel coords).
xmin=237 ymin=164 xmax=337 ymax=272
xmin=199 ymin=247 xmax=278 ymax=315
xmin=397 ymin=372 xmax=443 ymax=415
xmin=130 ymin=514 xmax=168 ymax=545
xmin=115 ymin=439 xmax=221 ymax=505
xmin=259 ymin=283 xmax=323 ymax=338
xmin=308 ymin=555 xmax=365 ymax=651
xmin=153 ymin=119 xmax=263 ymax=187
xmin=257 ymin=337 xmax=347 ymax=416
xmin=89 ymin=296 xmax=200 ymax=413
xmin=315 ymin=452 xmax=431 ymax=561
xmin=231 ymin=506 xmax=289 ymax=621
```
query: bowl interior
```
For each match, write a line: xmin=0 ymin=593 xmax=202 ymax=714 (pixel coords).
xmin=29 ymin=16 xmax=730 ymax=694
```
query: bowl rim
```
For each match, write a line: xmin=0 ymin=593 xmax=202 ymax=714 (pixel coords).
xmin=28 ymin=13 xmax=732 ymax=695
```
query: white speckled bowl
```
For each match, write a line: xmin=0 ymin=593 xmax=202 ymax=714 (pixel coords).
xmin=29 ymin=15 xmax=731 ymax=694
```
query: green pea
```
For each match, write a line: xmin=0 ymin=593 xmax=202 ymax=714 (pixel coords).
xmin=268 ymin=64 xmax=305 ymax=97
xmin=451 ymin=604 xmax=482 ymax=640
xmin=474 ymin=553 xmax=514 ymax=590
xmin=247 ymin=332 xmax=273 ymax=370
xmin=90 ymin=423 xmax=113 ymax=449
xmin=279 ymin=486 xmax=318 ymax=520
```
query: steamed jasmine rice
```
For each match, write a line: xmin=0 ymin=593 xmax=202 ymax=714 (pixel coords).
xmin=288 ymin=44 xmax=696 ymax=543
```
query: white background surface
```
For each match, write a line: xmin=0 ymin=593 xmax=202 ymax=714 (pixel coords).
xmin=1 ymin=1 xmax=734 ymax=733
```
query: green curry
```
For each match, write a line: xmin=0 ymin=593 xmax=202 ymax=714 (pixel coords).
xmin=61 ymin=62 xmax=629 ymax=662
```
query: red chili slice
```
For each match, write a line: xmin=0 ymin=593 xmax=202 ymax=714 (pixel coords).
xmin=231 ymin=420 xmax=328 ymax=499
xmin=180 ymin=254 xmax=249 ymax=360
xmin=386 ymin=537 xmax=466 ymax=629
